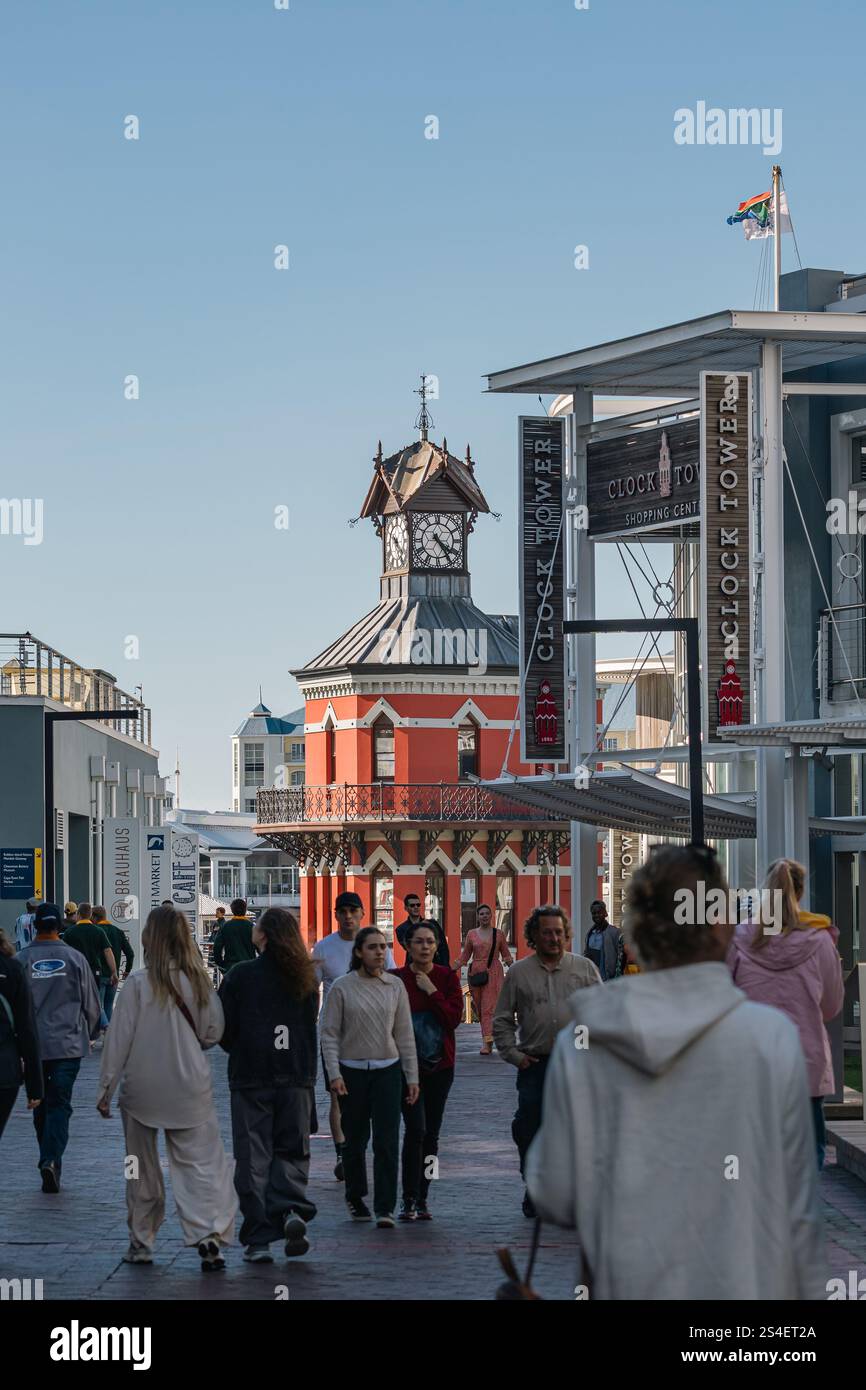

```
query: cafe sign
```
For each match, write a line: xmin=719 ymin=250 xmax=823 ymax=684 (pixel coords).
xmin=699 ymin=371 xmax=752 ymax=740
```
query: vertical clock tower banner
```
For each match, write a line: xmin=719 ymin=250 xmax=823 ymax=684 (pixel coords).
xmin=170 ymin=827 xmax=200 ymax=939
xmin=519 ymin=416 xmax=566 ymax=763
xmin=699 ymin=371 xmax=753 ymax=741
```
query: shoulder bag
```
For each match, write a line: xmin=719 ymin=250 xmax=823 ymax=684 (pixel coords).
xmin=468 ymin=929 xmax=499 ymax=989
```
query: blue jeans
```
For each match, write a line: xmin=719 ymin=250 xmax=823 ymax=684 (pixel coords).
xmin=101 ymin=980 xmax=117 ymax=1024
xmin=33 ymin=1058 xmax=81 ymax=1170
xmin=512 ymin=1054 xmax=550 ymax=1177
xmin=812 ymin=1097 xmax=827 ymax=1171
xmin=96 ymin=980 xmax=109 ymax=1030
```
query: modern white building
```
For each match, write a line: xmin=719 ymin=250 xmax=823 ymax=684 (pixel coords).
xmin=231 ymin=699 xmax=305 ymax=813
xmin=165 ymin=807 xmax=300 ymax=923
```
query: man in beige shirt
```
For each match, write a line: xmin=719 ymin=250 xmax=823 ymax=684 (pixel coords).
xmin=493 ymin=905 xmax=600 ymax=1217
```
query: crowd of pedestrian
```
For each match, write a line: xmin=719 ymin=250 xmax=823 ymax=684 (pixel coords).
xmin=0 ymin=851 xmax=846 ymax=1296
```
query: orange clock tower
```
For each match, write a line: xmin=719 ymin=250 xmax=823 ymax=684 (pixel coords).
xmin=256 ymin=410 xmax=591 ymax=960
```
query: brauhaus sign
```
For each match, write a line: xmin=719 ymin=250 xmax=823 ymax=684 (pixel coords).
xmin=699 ymin=371 xmax=752 ymax=739
xmin=519 ymin=416 xmax=566 ymax=763
xmin=587 ymin=419 xmax=700 ymax=538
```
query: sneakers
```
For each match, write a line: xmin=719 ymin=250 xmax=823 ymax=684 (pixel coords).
xmin=197 ymin=1237 xmax=226 ymax=1272
xmin=243 ymin=1246 xmax=273 ymax=1264
xmin=398 ymin=1199 xmax=417 ymax=1222
xmin=415 ymin=1202 xmax=433 ymax=1221
xmin=346 ymin=1199 xmax=372 ymax=1221
xmin=283 ymin=1213 xmax=310 ymax=1258
xmin=376 ymin=1213 xmax=395 ymax=1228
xmin=40 ymin=1163 xmax=60 ymax=1194
xmin=123 ymin=1245 xmax=153 ymax=1265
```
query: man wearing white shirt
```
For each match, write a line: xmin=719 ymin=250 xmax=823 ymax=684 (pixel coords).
xmin=311 ymin=891 xmax=395 ymax=1181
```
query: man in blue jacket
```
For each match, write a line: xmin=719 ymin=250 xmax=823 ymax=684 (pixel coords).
xmin=17 ymin=902 xmax=101 ymax=1192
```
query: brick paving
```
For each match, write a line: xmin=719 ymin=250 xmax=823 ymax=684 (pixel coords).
xmin=2 ymin=1023 xmax=865 ymax=1301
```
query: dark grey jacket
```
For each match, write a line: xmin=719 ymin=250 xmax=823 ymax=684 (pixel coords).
xmin=16 ymin=940 xmax=101 ymax=1059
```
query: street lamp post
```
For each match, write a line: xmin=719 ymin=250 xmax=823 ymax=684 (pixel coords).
xmin=43 ymin=708 xmax=141 ymax=903
xmin=563 ymin=617 xmax=704 ymax=847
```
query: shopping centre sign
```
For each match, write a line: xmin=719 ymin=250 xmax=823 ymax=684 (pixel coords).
xmin=587 ymin=418 xmax=700 ymax=537
xmin=699 ymin=371 xmax=752 ymax=738
xmin=519 ymin=416 xmax=566 ymax=762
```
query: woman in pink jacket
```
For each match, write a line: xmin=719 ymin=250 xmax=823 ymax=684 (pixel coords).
xmin=729 ymin=858 xmax=844 ymax=1169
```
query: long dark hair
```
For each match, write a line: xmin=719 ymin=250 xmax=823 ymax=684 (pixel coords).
xmin=257 ymin=908 xmax=317 ymax=999
xmin=349 ymin=926 xmax=387 ymax=971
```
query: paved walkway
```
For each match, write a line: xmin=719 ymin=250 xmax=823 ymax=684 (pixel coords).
xmin=2 ymin=1023 xmax=865 ymax=1301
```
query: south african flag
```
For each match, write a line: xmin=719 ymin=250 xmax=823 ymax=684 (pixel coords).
xmin=727 ymin=189 xmax=791 ymax=239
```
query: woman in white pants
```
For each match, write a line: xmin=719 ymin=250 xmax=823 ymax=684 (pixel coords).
xmin=96 ymin=905 xmax=237 ymax=1271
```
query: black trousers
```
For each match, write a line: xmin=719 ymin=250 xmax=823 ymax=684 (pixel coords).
xmin=339 ymin=1062 xmax=402 ymax=1217
xmin=0 ymin=1086 xmax=18 ymax=1141
xmin=511 ymin=1054 xmax=550 ymax=1177
xmin=401 ymin=1067 xmax=454 ymax=1203
xmin=230 ymin=1086 xmax=317 ymax=1247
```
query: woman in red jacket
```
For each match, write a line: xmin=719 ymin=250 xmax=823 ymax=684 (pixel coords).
xmin=391 ymin=922 xmax=463 ymax=1221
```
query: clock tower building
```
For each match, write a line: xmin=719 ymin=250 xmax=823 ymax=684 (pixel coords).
xmin=255 ymin=407 xmax=590 ymax=958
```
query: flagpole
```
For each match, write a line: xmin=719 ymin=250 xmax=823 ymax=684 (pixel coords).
xmin=772 ymin=164 xmax=782 ymax=310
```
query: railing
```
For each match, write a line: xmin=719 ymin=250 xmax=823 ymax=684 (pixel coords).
xmin=818 ymin=604 xmax=866 ymax=705
xmin=256 ymin=783 xmax=556 ymax=824
xmin=0 ymin=631 xmax=152 ymax=744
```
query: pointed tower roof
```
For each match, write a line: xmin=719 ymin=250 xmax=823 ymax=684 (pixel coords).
xmin=359 ymin=436 xmax=490 ymax=518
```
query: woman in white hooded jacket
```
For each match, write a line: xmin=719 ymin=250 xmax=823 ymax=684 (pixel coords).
xmin=96 ymin=905 xmax=237 ymax=1270
xmin=525 ymin=844 xmax=826 ymax=1301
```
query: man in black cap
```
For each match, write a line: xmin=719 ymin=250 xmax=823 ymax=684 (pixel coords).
xmin=16 ymin=903 xmax=101 ymax=1191
xmin=311 ymin=891 xmax=395 ymax=1181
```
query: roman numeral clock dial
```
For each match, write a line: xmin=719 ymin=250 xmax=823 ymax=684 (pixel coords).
xmin=411 ymin=513 xmax=464 ymax=569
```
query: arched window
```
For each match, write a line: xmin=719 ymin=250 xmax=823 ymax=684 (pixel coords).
xmin=425 ymin=868 xmax=445 ymax=931
xmin=460 ymin=866 xmax=479 ymax=941
xmin=496 ymin=868 xmax=515 ymax=945
xmin=372 ymin=869 xmax=394 ymax=945
xmin=457 ymin=720 xmax=479 ymax=780
xmin=325 ymin=724 xmax=336 ymax=784
xmin=373 ymin=718 xmax=395 ymax=782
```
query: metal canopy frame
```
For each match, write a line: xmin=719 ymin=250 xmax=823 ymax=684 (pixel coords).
xmin=486 ymin=310 xmax=866 ymax=397
xmin=564 ymin=617 xmax=704 ymax=847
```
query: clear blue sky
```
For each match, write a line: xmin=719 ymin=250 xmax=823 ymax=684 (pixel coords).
xmin=2 ymin=0 xmax=863 ymax=807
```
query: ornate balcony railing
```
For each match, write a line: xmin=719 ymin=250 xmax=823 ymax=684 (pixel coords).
xmin=256 ymin=783 xmax=557 ymax=825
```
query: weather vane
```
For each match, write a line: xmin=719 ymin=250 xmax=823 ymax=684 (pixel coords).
xmin=414 ymin=374 xmax=434 ymax=441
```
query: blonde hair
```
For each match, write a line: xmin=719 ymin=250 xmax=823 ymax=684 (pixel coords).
xmin=142 ymin=905 xmax=213 ymax=1011
xmin=750 ymin=858 xmax=807 ymax=949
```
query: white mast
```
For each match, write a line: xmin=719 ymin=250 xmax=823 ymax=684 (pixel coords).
xmin=772 ymin=164 xmax=782 ymax=310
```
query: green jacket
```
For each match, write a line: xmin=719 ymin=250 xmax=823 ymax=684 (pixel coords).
xmin=61 ymin=921 xmax=114 ymax=981
xmin=212 ymin=918 xmax=255 ymax=974
xmin=99 ymin=922 xmax=135 ymax=977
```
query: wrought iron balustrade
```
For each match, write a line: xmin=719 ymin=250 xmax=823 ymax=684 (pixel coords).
xmin=256 ymin=783 xmax=556 ymax=825
xmin=818 ymin=604 xmax=866 ymax=705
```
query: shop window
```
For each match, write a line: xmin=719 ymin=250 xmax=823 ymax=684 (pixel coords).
xmin=373 ymin=870 xmax=394 ymax=945
xmin=496 ymin=869 xmax=514 ymax=945
xmin=460 ymin=867 xmax=479 ymax=940
xmin=425 ymin=869 xmax=445 ymax=930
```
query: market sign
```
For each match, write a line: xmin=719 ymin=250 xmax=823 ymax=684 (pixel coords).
xmin=519 ymin=416 xmax=566 ymax=763
xmin=699 ymin=371 xmax=752 ymax=740
xmin=587 ymin=418 xmax=700 ymax=538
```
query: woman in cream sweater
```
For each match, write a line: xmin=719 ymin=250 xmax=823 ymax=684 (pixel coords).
xmin=96 ymin=905 xmax=237 ymax=1271
xmin=320 ymin=926 xmax=418 ymax=1227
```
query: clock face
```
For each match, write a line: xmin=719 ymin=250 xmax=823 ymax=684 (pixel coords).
xmin=411 ymin=513 xmax=464 ymax=569
xmin=384 ymin=514 xmax=409 ymax=570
